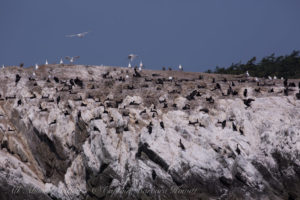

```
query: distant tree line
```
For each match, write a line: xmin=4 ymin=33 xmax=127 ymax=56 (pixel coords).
xmin=206 ymin=50 xmax=300 ymax=78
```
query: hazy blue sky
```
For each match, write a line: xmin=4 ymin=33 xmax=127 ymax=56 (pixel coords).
xmin=1 ymin=0 xmax=300 ymax=71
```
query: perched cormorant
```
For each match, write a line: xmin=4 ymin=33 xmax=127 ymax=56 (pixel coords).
xmin=222 ymin=120 xmax=226 ymax=129
xmin=232 ymin=122 xmax=237 ymax=131
xmin=49 ymin=119 xmax=57 ymax=125
xmin=54 ymin=76 xmax=59 ymax=83
xmin=57 ymin=96 xmax=60 ymax=105
xmin=160 ymin=121 xmax=164 ymax=130
xmin=236 ymin=144 xmax=241 ymax=155
xmin=140 ymin=109 xmax=146 ymax=115
xmin=243 ymin=98 xmax=255 ymax=107
xmin=147 ymin=122 xmax=153 ymax=134
xmin=200 ymin=108 xmax=209 ymax=113
xmin=15 ymin=74 xmax=21 ymax=85
xmin=243 ymin=89 xmax=247 ymax=97
xmin=179 ymin=139 xmax=185 ymax=151
xmin=284 ymin=78 xmax=288 ymax=87
xmin=152 ymin=170 xmax=157 ymax=180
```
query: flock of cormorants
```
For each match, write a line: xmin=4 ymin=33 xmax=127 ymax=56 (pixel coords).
xmin=0 ymin=65 xmax=300 ymax=155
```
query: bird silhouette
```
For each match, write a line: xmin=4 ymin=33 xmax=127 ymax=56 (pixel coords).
xmin=65 ymin=31 xmax=90 ymax=38
xmin=65 ymin=56 xmax=80 ymax=63
xmin=128 ymin=54 xmax=138 ymax=61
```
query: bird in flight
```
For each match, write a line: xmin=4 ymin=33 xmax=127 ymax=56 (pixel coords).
xmin=128 ymin=54 xmax=138 ymax=61
xmin=65 ymin=56 xmax=80 ymax=63
xmin=65 ymin=32 xmax=90 ymax=38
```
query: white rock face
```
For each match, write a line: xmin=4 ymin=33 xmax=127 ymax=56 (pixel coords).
xmin=0 ymin=65 xmax=299 ymax=200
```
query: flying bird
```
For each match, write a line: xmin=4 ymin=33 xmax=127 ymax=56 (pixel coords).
xmin=65 ymin=31 xmax=90 ymax=38
xmin=128 ymin=54 xmax=138 ymax=61
xmin=65 ymin=56 xmax=80 ymax=63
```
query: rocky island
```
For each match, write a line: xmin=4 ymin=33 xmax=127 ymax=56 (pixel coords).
xmin=0 ymin=64 xmax=299 ymax=200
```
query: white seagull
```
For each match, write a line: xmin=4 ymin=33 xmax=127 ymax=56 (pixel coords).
xmin=273 ymin=76 xmax=277 ymax=80
xmin=32 ymin=72 xmax=36 ymax=77
xmin=128 ymin=54 xmax=138 ymax=61
xmin=254 ymin=77 xmax=259 ymax=82
xmin=2 ymin=64 xmax=4 ymax=69
xmin=128 ymin=62 xmax=131 ymax=68
xmin=179 ymin=64 xmax=183 ymax=71
xmin=35 ymin=64 xmax=39 ymax=70
xmin=281 ymin=77 xmax=284 ymax=80
xmin=45 ymin=59 xmax=48 ymax=65
xmin=169 ymin=76 xmax=173 ymax=80
xmin=125 ymin=75 xmax=129 ymax=79
xmin=139 ymin=61 xmax=143 ymax=68
xmin=246 ymin=71 xmax=250 ymax=77
xmin=268 ymin=76 xmax=272 ymax=80
xmin=65 ymin=31 xmax=90 ymax=38
xmin=60 ymin=58 xmax=63 ymax=64
xmin=65 ymin=56 xmax=80 ymax=63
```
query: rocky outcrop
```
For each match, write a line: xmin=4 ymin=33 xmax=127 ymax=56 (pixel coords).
xmin=0 ymin=64 xmax=299 ymax=200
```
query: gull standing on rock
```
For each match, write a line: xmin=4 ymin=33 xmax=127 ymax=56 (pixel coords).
xmin=169 ymin=76 xmax=173 ymax=81
xmin=35 ymin=64 xmax=39 ymax=70
xmin=179 ymin=64 xmax=183 ymax=71
xmin=45 ymin=59 xmax=48 ymax=65
xmin=2 ymin=65 xmax=4 ymax=69
xmin=246 ymin=71 xmax=250 ymax=77
xmin=128 ymin=62 xmax=131 ymax=68
xmin=139 ymin=61 xmax=143 ymax=71
xmin=65 ymin=56 xmax=80 ymax=64
xmin=268 ymin=76 xmax=272 ymax=80
xmin=60 ymin=58 xmax=63 ymax=64
xmin=273 ymin=76 xmax=277 ymax=80
xmin=254 ymin=77 xmax=259 ymax=82
xmin=65 ymin=32 xmax=90 ymax=38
